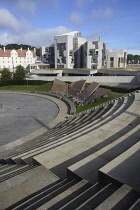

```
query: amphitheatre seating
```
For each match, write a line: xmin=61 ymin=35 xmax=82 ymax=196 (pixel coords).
xmin=0 ymin=91 xmax=140 ymax=209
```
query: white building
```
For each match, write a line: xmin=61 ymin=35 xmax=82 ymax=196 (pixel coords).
xmin=83 ymin=36 xmax=106 ymax=69
xmin=106 ymin=49 xmax=127 ymax=68
xmin=0 ymin=47 xmax=37 ymax=72
xmin=54 ymin=31 xmax=87 ymax=69
xmin=41 ymin=31 xmax=127 ymax=70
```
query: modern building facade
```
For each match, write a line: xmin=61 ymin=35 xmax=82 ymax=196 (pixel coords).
xmin=40 ymin=44 xmax=55 ymax=68
xmin=106 ymin=49 xmax=127 ymax=68
xmin=41 ymin=31 xmax=127 ymax=70
xmin=83 ymin=36 xmax=106 ymax=69
xmin=0 ymin=47 xmax=37 ymax=72
xmin=54 ymin=31 xmax=87 ymax=69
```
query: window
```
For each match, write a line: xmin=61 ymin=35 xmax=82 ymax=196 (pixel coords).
xmin=95 ymin=51 xmax=98 ymax=55
xmin=110 ymin=57 xmax=114 ymax=61
xmin=91 ymin=58 xmax=95 ymax=63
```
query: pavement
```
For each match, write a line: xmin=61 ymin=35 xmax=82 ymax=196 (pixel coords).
xmin=0 ymin=93 xmax=59 ymax=146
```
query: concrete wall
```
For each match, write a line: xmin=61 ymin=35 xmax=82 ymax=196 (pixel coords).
xmin=29 ymin=75 xmax=140 ymax=88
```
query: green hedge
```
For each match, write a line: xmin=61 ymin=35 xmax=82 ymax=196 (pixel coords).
xmin=100 ymin=85 xmax=140 ymax=93
xmin=0 ymin=80 xmax=53 ymax=87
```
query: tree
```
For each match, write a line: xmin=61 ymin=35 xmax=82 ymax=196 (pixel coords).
xmin=1 ymin=68 xmax=12 ymax=80
xmin=13 ymin=65 xmax=26 ymax=80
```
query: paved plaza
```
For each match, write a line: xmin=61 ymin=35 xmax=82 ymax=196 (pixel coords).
xmin=0 ymin=93 xmax=59 ymax=146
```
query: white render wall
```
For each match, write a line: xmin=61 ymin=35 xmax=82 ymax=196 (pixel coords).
xmin=40 ymin=46 xmax=46 ymax=63
xmin=54 ymin=32 xmax=87 ymax=69
xmin=86 ymin=40 xmax=105 ymax=69
xmin=106 ymin=49 xmax=127 ymax=68
xmin=0 ymin=49 xmax=37 ymax=72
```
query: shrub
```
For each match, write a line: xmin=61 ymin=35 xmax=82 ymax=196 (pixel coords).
xmin=1 ymin=68 xmax=12 ymax=80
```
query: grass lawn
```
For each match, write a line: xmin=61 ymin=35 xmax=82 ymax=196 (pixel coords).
xmin=76 ymin=91 xmax=126 ymax=113
xmin=0 ymin=83 xmax=52 ymax=92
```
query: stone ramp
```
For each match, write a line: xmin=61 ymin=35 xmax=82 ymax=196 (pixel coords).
xmin=68 ymin=79 xmax=86 ymax=97
xmin=79 ymin=81 xmax=100 ymax=101
xmin=51 ymin=78 xmax=69 ymax=93
xmin=83 ymin=87 xmax=111 ymax=105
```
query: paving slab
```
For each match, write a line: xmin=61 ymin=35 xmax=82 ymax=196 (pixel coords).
xmin=0 ymin=185 xmax=28 ymax=209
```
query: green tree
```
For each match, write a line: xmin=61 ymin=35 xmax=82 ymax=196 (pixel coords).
xmin=127 ymin=54 xmax=134 ymax=61
xmin=1 ymin=68 xmax=12 ymax=80
xmin=13 ymin=65 xmax=26 ymax=80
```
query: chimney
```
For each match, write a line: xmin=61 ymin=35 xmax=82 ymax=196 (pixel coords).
xmin=28 ymin=47 xmax=29 ymax=50
xmin=3 ymin=46 xmax=5 ymax=52
xmin=34 ymin=48 xmax=36 ymax=52
xmin=20 ymin=47 xmax=22 ymax=51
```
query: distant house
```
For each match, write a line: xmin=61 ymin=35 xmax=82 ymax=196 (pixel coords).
xmin=0 ymin=47 xmax=37 ymax=72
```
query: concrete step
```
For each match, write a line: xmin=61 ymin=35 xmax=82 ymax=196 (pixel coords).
xmin=67 ymin=124 xmax=139 ymax=182
xmin=129 ymin=198 xmax=140 ymax=210
xmin=7 ymin=179 xmax=68 ymax=210
xmin=0 ymin=164 xmax=27 ymax=176
xmin=0 ymin=96 xmax=129 ymax=162
xmin=99 ymin=142 xmax=140 ymax=192
xmin=0 ymin=165 xmax=60 ymax=209
xmin=29 ymin=100 xmax=138 ymax=169
xmin=33 ymin=121 xmax=138 ymax=181
xmin=75 ymin=183 xmax=120 ymax=210
xmin=22 ymin=180 xmax=90 ymax=210
xmin=0 ymin=165 xmax=37 ymax=183
xmin=0 ymin=164 xmax=17 ymax=172
xmin=42 ymin=180 xmax=91 ymax=210
xmin=19 ymin=179 xmax=78 ymax=210
xmin=95 ymin=184 xmax=134 ymax=210
xmin=0 ymin=96 xmax=133 ymax=165
xmin=0 ymin=94 xmax=136 ymax=167
xmin=59 ymin=183 xmax=119 ymax=210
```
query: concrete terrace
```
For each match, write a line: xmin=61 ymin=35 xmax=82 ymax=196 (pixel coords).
xmin=0 ymin=90 xmax=140 ymax=209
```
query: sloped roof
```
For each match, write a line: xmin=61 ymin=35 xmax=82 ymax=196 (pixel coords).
xmin=0 ymin=49 xmax=36 ymax=57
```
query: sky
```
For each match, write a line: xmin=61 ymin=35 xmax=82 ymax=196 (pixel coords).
xmin=0 ymin=0 xmax=140 ymax=54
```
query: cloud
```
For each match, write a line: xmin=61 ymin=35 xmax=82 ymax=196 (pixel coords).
xmin=84 ymin=25 xmax=112 ymax=39
xmin=90 ymin=7 xmax=115 ymax=21
xmin=70 ymin=7 xmax=115 ymax=26
xmin=0 ymin=26 xmax=71 ymax=47
xmin=17 ymin=0 xmax=36 ymax=15
xmin=75 ymin=0 xmax=94 ymax=9
xmin=0 ymin=0 xmax=60 ymax=15
xmin=70 ymin=11 xmax=85 ymax=26
xmin=0 ymin=8 xmax=32 ymax=33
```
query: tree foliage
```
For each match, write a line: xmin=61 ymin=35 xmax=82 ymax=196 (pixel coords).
xmin=13 ymin=65 xmax=27 ymax=80
xmin=127 ymin=54 xmax=140 ymax=61
xmin=1 ymin=68 xmax=12 ymax=80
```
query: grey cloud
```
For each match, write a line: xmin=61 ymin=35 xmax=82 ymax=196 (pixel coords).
xmin=0 ymin=26 xmax=71 ymax=47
